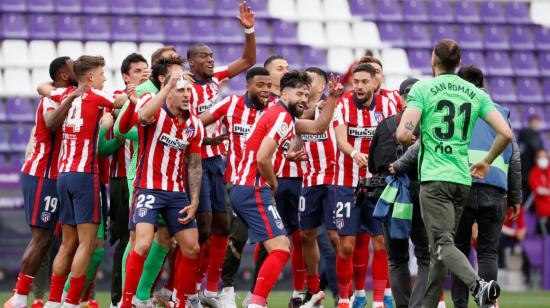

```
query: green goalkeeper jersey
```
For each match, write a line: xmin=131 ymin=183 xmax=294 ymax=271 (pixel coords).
xmin=407 ymin=73 xmax=496 ymax=186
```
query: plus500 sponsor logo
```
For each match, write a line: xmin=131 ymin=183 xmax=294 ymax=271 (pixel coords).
xmin=159 ymin=133 xmax=189 ymax=150
xmin=348 ymin=126 xmax=375 ymax=138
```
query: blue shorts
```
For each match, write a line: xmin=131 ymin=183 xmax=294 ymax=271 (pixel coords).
xmin=57 ymin=172 xmax=101 ymax=225
xmin=360 ymin=199 xmax=383 ymax=236
xmin=21 ymin=173 xmax=59 ymax=229
xmin=299 ymin=185 xmax=336 ymax=231
xmin=230 ymin=185 xmax=286 ymax=244
xmin=198 ymin=156 xmax=227 ymax=213
xmin=131 ymin=188 xmax=197 ymax=236
xmin=274 ymin=177 xmax=302 ymax=233
xmin=333 ymin=185 xmax=383 ymax=236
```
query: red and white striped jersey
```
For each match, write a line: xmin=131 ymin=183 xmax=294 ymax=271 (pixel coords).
xmin=380 ymin=88 xmax=402 ymax=111
xmin=209 ymin=94 xmax=267 ymax=183
xmin=234 ymin=102 xmax=295 ymax=187
xmin=58 ymin=88 xmax=115 ymax=174
xmin=110 ymin=138 xmax=133 ymax=178
xmin=333 ymin=94 xmax=396 ymax=187
xmin=190 ymin=67 xmax=230 ymax=159
xmin=21 ymin=87 xmax=75 ymax=179
xmin=134 ymin=93 xmax=204 ymax=192
xmin=301 ymin=105 xmax=337 ymax=187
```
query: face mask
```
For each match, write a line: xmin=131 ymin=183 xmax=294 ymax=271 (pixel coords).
xmin=538 ymin=157 xmax=549 ymax=169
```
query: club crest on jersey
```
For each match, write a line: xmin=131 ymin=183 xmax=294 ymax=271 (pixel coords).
xmin=348 ymin=126 xmax=375 ymax=138
xmin=374 ymin=111 xmax=385 ymax=123
xmin=184 ymin=127 xmax=195 ymax=138
xmin=41 ymin=212 xmax=51 ymax=223
xmin=335 ymin=218 xmax=345 ymax=230
xmin=275 ymin=219 xmax=285 ymax=230
xmin=233 ymin=124 xmax=252 ymax=136
xmin=301 ymin=133 xmax=328 ymax=142
xmin=137 ymin=207 xmax=148 ymax=217
xmin=159 ymin=133 xmax=189 ymax=150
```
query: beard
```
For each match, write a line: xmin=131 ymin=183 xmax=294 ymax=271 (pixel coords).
xmin=250 ymin=93 xmax=266 ymax=109
xmin=288 ymin=101 xmax=304 ymax=118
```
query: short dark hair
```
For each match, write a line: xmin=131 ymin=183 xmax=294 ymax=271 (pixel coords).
xmin=246 ymin=67 xmax=270 ymax=82
xmin=352 ymin=63 xmax=376 ymax=78
xmin=305 ymin=67 xmax=328 ymax=84
xmin=457 ymin=65 xmax=484 ymax=88
xmin=358 ymin=56 xmax=383 ymax=69
xmin=73 ymin=55 xmax=105 ymax=79
xmin=151 ymin=45 xmax=177 ymax=65
xmin=49 ymin=56 xmax=71 ymax=81
xmin=280 ymin=70 xmax=311 ymax=91
xmin=434 ymin=39 xmax=461 ymax=72
xmin=152 ymin=55 xmax=185 ymax=89
xmin=264 ymin=55 xmax=286 ymax=68
xmin=187 ymin=43 xmax=210 ymax=60
xmin=121 ymin=53 xmax=148 ymax=76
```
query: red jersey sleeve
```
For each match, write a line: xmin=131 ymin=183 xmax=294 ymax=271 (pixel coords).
xmin=42 ymin=97 xmax=58 ymax=114
xmin=188 ymin=117 xmax=204 ymax=154
xmin=333 ymin=100 xmax=346 ymax=128
xmin=209 ymin=95 xmax=233 ymax=121
xmin=49 ymin=87 xmax=74 ymax=103
xmin=136 ymin=92 xmax=160 ymax=123
xmin=266 ymin=112 xmax=293 ymax=145
xmin=89 ymin=88 xmax=115 ymax=108
xmin=214 ymin=66 xmax=230 ymax=82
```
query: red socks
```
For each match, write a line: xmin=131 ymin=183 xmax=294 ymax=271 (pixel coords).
xmin=353 ymin=233 xmax=371 ymax=291
xmin=48 ymin=275 xmax=68 ymax=303
xmin=195 ymin=243 xmax=209 ymax=287
xmin=291 ymin=231 xmax=306 ymax=291
xmin=336 ymin=254 xmax=353 ymax=300
xmin=206 ymin=235 xmax=228 ymax=292
xmin=80 ymin=281 xmax=94 ymax=303
xmin=177 ymin=255 xmax=200 ymax=304
xmin=372 ymin=250 xmax=389 ymax=302
xmin=306 ymin=274 xmax=320 ymax=294
xmin=253 ymin=243 xmax=261 ymax=264
xmin=164 ymin=249 xmax=178 ymax=292
xmin=15 ymin=273 xmax=34 ymax=295
xmin=121 ymin=251 xmax=147 ymax=308
xmin=252 ymin=249 xmax=290 ymax=304
xmin=65 ymin=275 xmax=86 ymax=305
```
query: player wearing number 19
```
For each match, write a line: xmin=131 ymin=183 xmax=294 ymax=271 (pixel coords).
xmin=396 ymin=39 xmax=513 ymax=308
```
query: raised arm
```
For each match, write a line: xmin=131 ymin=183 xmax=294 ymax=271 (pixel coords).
xmin=44 ymin=84 xmax=88 ymax=131
xmin=257 ymin=138 xmax=279 ymax=192
xmin=138 ymin=73 xmax=178 ymax=125
xmin=227 ymin=1 xmax=256 ymax=78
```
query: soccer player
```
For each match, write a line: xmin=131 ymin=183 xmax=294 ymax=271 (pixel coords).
xmin=186 ymin=1 xmax=256 ymax=303
xmin=198 ymin=66 xmax=271 ymax=307
xmin=4 ymin=57 xmax=78 ymax=308
xmin=297 ymin=67 xmax=339 ymax=307
xmin=332 ymin=64 xmax=396 ymax=308
xmin=41 ymin=55 xmax=127 ymax=308
xmin=231 ymin=71 xmax=342 ymax=308
xmin=264 ymin=55 xmax=290 ymax=99
xmin=120 ymin=72 xmax=204 ymax=308
xmin=396 ymin=39 xmax=513 ymax=308
xmin=357 ymin=56 xmax=401 ymax=110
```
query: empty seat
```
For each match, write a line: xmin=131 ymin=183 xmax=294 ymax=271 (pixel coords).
xmin=28 ymin=0 xmax=54 ymax=12
xmin=403 ymin=0 xmax=428 ymax=22
xmin=480 ymin=1 xmax=506 ymax=23
xmin=256 ymin=45 xmax=270 ymax=65
xmin=456 ymin=24 xmax=483 ymax=50
xmin=268 ymin=0 xmax=296 ymax=20
xmin=328 ymin=48 xmax=354 ymax=73
xmin=254 ymin=19 xmax=272 ymax=44
xmin=0 ymin=72 xmax=4 ymax=96
xmin=487 ymin=51 xmax=513 ymax=76
xmin=489 ymin=77 xmax=516 ymax=103
xmin=111 ymin=42 xmax=138 ymax=69
xmin=83 ymin=16 xmax=110 ymax=41
xmin=2 ymin=0 xmax=26 ymax=12
xmin=427 ymin=0 xmax=454 ymax=22
xmin=30 ymin=40 xmax=57 ymax=67
xmin=298 ymin=21 xmax=326 ymax=47
xmin=382 ymin=48 xmax=410 ymax=75
xmin=543 ymin=78 xmax=550 ymax=102
xmin=248 ymin=0 xmax=269 ymax=18
xmin=535 ymin=26 xmax=550 ymax=51
xmin=0 ymin=100 xmax=7 ymax=121
xmin=217 ymin=44 xmax=241 ymax=66
xmin=83 ymin=0 xmax=108 ymax=14
xmin=0 ymin=125 xmax=10 ymax=152
xmin=540 ymin=52 xmax=550 ymax=77
xmin=484 ymin=25 xmax=509 ymax=50
xmin=377 ymin=0 xmax=403 ymax=22
xmin=517 ymin=78 xmax=543 ymax=104
xmin=136 ymin=0 xmax=162 ymax=15
xmin=11 ymin=125 xmax=33 ymax=151
xmin=227 ymin=72 xmax=246 ymax=93
xmin=56 ymin=15 xmax=83 ymax=41
xmin=297 ymin=0 xmax=325 ymax=21
xmin=384 ymin=75 xmax=407 ymax=91
xmin=523 ymin=106 xmax=545 ymax=125
xmin=274 ymin=46 xmax=302 ymax=69
xmin=2 ymin=40 xmax=30 ymax=67
xmin=461 ymin=50 xmax=487 ymax=73
xmin=138 ymin=17 xmax=164 ymax=42
xmin=84 ymin=42 xmax=112 ymax=67
xmin=189 ymin=18 xmax=217 ymax=43
xmin=506 ymin=1 xmax=531 ymax=24
xmin=112 ymin=17 xmax=138 ymax=41
xmin=431 ymin=24 xmax=455 ymax=45
xmin=455 ymin=2 xmax=480 ymax=23
xmin=110 ymin=0 xmax=136 ymax=14
xmin=407 ymin=49 xmax=432 ymax=75
xmin=139 ymin=42 xmax=164 ymax=64
xmin=531 ymin=0 xmax=550 ymax=27
xmin=326 ymin=22 xmax=353 ymax=47
xmin=348 ymin=0 xmax=376 ymax=20
xmin=352 ymin=21 xmax=382 ymax=48
xmin=272 ymin=20 xmax=299 ymax=45
xmin=216 ymin=0 xmax=237 ymax=17
xmin=55 ymin=0 xmax=81 ymax=13
xmin=404 ymin=24 xmax=430 ymax=48
xmin=323 ymin=0 xmax=351 ymax=21
xmin=378 ymin=23 xmax=404 ymax=48
xmin=6 ymin=98 xmax=34 ymax=122
xmin=2 ymin=13 xmax=29 ymax=39
xmin=29 ymin=14 xmax=56 ymax=40
xmin=509 ymin=26 xmax=535 ymax=51
xmin=186 ymin=0 xmax=214 ymax=16
xmin=302 ymin=47 xmax=327 ymax=70
xmin=506 ymin=105 xmax=522 ymax=129
xmin=161 ymin=0 xmax=187 ymax=16
xmin=3 ymin=68 xmax=33 ymax=96
xmin=57 ymin=40 xmax=84 ymax=59
xmin=216 ymin=18 xmax=244 ymax=44
xmin=512 ymin=51 xmax=539 ymax=77
xmin=165 ymin=18 xmax=191 ymax=43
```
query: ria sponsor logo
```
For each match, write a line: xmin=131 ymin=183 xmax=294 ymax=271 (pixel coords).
xmin=348 ymin=126 xmax=375 ymax=138
xmin=159 ymin=133 xmax=189 ymax=150
xmin=301 ymin=133 xmax=328 ymax=142
xmin=233 ymin=124 xmax=252 ymax=136
xmin=435 ymin=142 xmax=453 ymax=154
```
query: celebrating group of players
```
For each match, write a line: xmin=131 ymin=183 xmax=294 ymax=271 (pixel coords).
xmin=3 ymin=2 xmax=516 ymax=308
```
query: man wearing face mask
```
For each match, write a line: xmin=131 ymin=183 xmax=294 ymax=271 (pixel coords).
xmin=529 ymin=149 xmax=550 ymax=234
xmin=198 ymin=67 xmax=271 ymax=307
